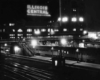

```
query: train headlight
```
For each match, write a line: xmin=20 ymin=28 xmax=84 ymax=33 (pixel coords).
xmin=31 ymin=39 xmax=38 ymax=48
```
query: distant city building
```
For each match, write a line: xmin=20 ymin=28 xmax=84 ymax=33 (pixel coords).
xmin=0 ymin=0 xmax=86 ymax=40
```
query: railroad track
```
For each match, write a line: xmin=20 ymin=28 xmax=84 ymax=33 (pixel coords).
xmin=4 ymin=62 xmax=54 ymax=80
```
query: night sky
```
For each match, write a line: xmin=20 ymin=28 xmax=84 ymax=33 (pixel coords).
xmin=85 ymin=0 xmax=100 ymax=31
xmin=0 ymin=0 xmax=100 ymax=31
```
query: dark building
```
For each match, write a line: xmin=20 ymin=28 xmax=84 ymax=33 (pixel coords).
xmin=0 ymin=0 xmax=86 ymax=40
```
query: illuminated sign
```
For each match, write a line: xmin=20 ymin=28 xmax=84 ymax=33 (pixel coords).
xmin=27 ymin=5 xmax=51 ymax=17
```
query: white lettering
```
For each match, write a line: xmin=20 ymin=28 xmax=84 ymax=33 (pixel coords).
xmin=27 ymin=9 xmax=31 ymax=14
xmin=27 ymin=5 xmax=31 ymax=9
xmin=27 ymin=5 xmax=50 ymax=16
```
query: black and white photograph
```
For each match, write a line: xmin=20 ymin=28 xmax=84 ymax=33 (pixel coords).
xmin=0 ymin=0 xmax=100 ymax=80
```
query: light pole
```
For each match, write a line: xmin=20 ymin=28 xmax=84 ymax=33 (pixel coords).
xmin=59 ymin=0 xmax=62 ymax=26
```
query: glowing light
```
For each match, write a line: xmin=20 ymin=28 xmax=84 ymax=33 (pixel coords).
xmin=31 ymin=39 xmax=38 ymax=48
xmin=4 ymin=43 xmax=7 ymax=46
xmin=71 ymin=17 xmax=77 ymax=22
xmin=54 ymin=29 xmax=59 ymax=32
xmin=55 ymin=60 xmax=58 ymax=66
xmin=34 ymin=29 xmax=41 ymax=35
xmin=50 ymin=29 xmax=55 ymax=35
xmin=17 ymin=34 xmax=23 ymax=36
xmin=79 ymin=43 xmax=85 ymax=48
xmin=76 ymin=49 xmax=79 ymax=52
xmin=67 ymin=51 xmax=69 ymax=54
xmin=18 ymin=29 xmax=23 ymax=32
xmin=73 ymin=28 xmax=76 ymax=31
xmin=60 ymin=38 xmax=67 ymax=46
xmin=63 ymin=28 xmax=67 ymax=31
xmin=9 ymin=34 xmax=15 ymax=36
xmin=83 ymin=30 xmax=88 ymax=35
xmin=58 ymin=17 xmax=61 ymax=21
xmin=9 ymin=23 xmax=15 ymax=26
xmin=88 ymin=32 xmax=98 ymax=39
xmin=73 ymin=9 xmax=76 ymax=11
xmin=14 ymin=46 xmax=21 ymax=53
xmin=51 ymin=47 xmax=54 ymax=50
xmin=12 ymin=29 xmax=15 ymax=32
xmin=80 ymin=28 xmax=83 ymax=31
xmin=79 ymin=17 xmax=84 ymax=22
xmin=62 ymin=17 xmax=68 ymax=22
xmin=41 ymin=29 xmax=46 ymax=32
xmin=27 ymin=29 xmax=32 ymax=32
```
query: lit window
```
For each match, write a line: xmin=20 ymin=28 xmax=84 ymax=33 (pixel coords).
xmin=27 ymin=34 xmax=32 ymax=37
xmin=48 ymin=28 xmax=51 ymax=32
xmin=76 ymin=49 xmax=79 ymax=52
xmin=73 ymin=28 xmax=76 ymax=31
xmin=9 ymin=34 xmax=15 ymax=36
xmin=9 ymin=23 xmax=15 ymax=26
xmin=73 ymin=8 xmax=76 ymax=11
xmin=10 ymin=37 xmax=15 ymax=39
xmin=64 ymin=51 xmax=66 ymax=53
xmin=12 ymin=29 xmax=15 ymax=32
xmin=49 ymin=21 xmax=52 ymax=23
xmin=55 ymin=60 xmax=58 ymax=66
xmin=3 ymin=29 xmax=5 ymax=32
xmin=54 ymin=29 xmax=59 ymax=32
xmin=79 ymin=17 xmax=84 ymax=22
xmin=27 ymin=34 xmax=32 ymax=36
xmin=18 ymin=29 xmax=23 ymax=32
xmin=58 ymin=17 xmax=61 ymax=21
xmin=21 ymin=37 xmax=23 ymax=38
xmin=71 ymin=17 xmax=77 ymax=22
xmin=34 ymin=29 xmax=41 ymax=35
xmin=11 ymin=37 xmax=15 ymax=39
xmin=80 ymin=28 xmax=83 ymax=31
xmin=62 ymin=17 xmax=68 ymax=22
xmin=41 ymin=29 xmax=46 ymax=32
xmin=27 ymin=29 xmax=32 ymax=32
xmin=79 ymin=43 xmax=85 ymax=48
xmin=63 ymin=28 xmax=67 ymax=31
xmin=50 ymin=29 xmax=55 ymax=35
xmin=17 ymin=34 xmax=23 ymax=36
xmin=67 ymin=51 xmax=69 ymax=54
xmin=83 ymin=30 xmax=88 ymax=35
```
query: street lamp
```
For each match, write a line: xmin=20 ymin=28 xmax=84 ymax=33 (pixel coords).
xmin=31 ymin=39 xmax=38 ymax=48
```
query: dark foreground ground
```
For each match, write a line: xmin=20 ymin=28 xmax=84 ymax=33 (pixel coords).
xmin=0 ymin=54 xmax=100 ymax=80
